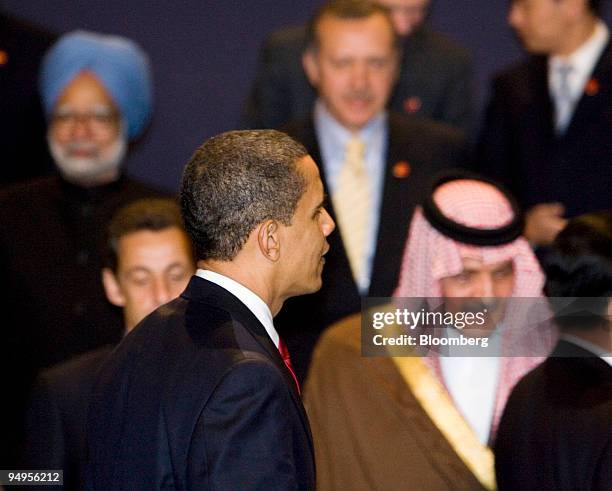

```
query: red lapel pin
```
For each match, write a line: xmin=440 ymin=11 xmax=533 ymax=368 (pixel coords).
xmin=392 ymin=161 xmax=411 ymax=178
xmin=585 ymin=78 xmax=600 ymax=96
xmin=403 ymin=96 xmax=422 ymax=114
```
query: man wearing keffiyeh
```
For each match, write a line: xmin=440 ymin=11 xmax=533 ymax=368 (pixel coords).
xmin=303 ymin=170 xmax=557 ymax=491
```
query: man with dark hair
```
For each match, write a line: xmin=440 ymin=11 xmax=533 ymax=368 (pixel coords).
xmin=479 ymin=0 xmax=611 ymax=247
xmin=244 ymin=0 xmax=472 ymax=133
xmin=21 ymin=198 xmax=194 ymax=491
xmin=276 ymin=0 xmax=467 ymax=381
xmin=87 ymin=130 xmax=333 ymax=490
xmin=495 ymin=210 xmax=612 ymax=490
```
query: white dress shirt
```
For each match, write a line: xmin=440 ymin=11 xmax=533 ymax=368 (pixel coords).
xmin=440 ymin=329 xmax=502 ymax=445
xmin=548 ymin=21 xmax=609 ymax=132
xmin=196 ymin=269 xmax=279 ymax=349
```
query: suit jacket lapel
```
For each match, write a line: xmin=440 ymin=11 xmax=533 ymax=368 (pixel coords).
xmin=369 ymin=114 xmax=416 ymax=297
xmin=564 ymin=41 xmax=612 ymax=139
xmin=182 ymin=277 xmax=314 ymax=452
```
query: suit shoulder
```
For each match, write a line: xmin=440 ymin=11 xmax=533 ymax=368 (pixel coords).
xmin=36 ymin=346 xmax=113 ymax=395
xmin=0 ymin=175 xmax=57 ymax=206
xmin=416 ymin=29 xmax=470 ymax=64
xmin=121 ymin=176 xmax=171 ymax=199
xmin=280 ymin=118 xmax=313 ymax=142
xmin=390 ymin=112 xmax=465 ymax=144
xmin=317 ymin=312 xmax=362 ymax=355
xmin=492 ymin=56 xmax=546 ymax=88
xmin=265 ymin=24 xmax=307 ymax=50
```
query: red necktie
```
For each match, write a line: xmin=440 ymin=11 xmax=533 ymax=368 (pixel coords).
xmin=278 ymin=338 xmax=301 ymax=395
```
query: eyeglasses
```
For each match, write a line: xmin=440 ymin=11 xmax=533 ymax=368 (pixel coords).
xmin=51 ymin=107 xmax=120 ymax=134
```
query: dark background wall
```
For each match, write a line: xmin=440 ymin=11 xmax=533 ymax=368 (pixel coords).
xmin=4 ymin=1 xmax=611 ymax=192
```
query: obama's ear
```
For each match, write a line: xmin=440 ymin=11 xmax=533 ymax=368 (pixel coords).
xmin=257 ymin=220 xmax=281 ymax=262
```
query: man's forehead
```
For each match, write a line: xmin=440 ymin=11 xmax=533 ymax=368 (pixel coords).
xmin=119 ymin=227 xmax=188 ymax=253
xmin=376 ymin=0 xmax=430 ymax=9
xmin=317 ymin=11 xmax=395 ymax=41
xmin=55 ymin=71 xmax=116 ymax=106
xmin=459 ymin=256 xmax=514 ymax=271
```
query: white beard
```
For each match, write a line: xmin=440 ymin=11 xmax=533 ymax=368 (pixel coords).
xmin=48 ymin=132 xmax=127 ymax=186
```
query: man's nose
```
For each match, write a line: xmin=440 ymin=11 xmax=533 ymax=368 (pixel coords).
xmin=153 ymin=278 xmax=173 ymax=306
xmin=69 ymin=117 xmax=93 ymax=140
xmin=321 ymin=208 xmax=335 ymax=236
xmin=350 ymin=63 xmax=369 ymax=91
xmin=474 ymin=275 xmax=494 ymax=299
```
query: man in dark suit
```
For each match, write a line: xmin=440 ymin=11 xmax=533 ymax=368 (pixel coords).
xmin=244 ymin=0 xmax=472 ymax=134
xmin=478 ymin=0 xmax=611 ymax=247
xmin=495 ymin=210 xmax=612 ymax=490
xmin=276 ymin=0 xmax=467 ymax=380
xmin=87 ymin=130 xmax=333 ymax=489
xmin=21 ymin=198 xmax=195 ymax=491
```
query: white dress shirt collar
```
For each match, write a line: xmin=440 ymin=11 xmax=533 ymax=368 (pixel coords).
xmin=561 ymin=333 xmax=612 ymax=367
xmin=196 ymin=269 xmax=279 ymax=349
xmin=548 ymin=21 xmax=609 ymax=102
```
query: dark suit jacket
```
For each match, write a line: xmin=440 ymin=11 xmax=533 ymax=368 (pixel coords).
xmin=0 ymin=174 xmax=165 ymax=467
xmin=243 ymin=25 xmax=472 ymax=133
xmin=21 ymin=346 xmax=113 ymax=491
xmin=495 ymin=340 xmax=612 ymax=491
xmin=86 ymin=277 xmax=315 ymax=490
xmin=478 ymin=43 xmax=612 ymax=218
xmin=278 ymin=113 xmax=467 ymax=380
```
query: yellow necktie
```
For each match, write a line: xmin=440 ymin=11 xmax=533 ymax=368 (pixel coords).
xmin=332 ymin=137 xmax=370 ymax=290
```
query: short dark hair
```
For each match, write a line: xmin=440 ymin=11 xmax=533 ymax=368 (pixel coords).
xmin=305 ymin=0 xmax=400 ymax=52
xmin=180 ymin=130 xmax=308 ymax=261
xmin=104 ymin=198 xmax=188 ymax=272
xmin=545 ymin=210 xmax=612 ymax=330
xmin=588 ymin=0 xmax=603 ymax=15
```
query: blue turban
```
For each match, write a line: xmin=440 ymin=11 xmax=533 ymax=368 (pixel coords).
xmin=40 ymin=30 xmax=153 ymax=140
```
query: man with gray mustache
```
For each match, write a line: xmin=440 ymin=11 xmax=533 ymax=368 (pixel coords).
xmin=0 ymin=30 xmax=164 ymax=466
xmin=278 ymin=0 xmax=468 ymax=382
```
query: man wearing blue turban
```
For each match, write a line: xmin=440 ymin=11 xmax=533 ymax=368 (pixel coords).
xmin=0 ymin=30 xmax=165 ymax=467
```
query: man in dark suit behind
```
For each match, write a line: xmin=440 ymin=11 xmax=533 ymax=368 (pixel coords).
xmin=276 ymin=0 xmax=467 ymax=380
xmin=87 ymin=130 xmax=334 ymax=490
xmin=244 ymin=0 xmax=472 ymax=134
xmin=495 ymin=210 xmax=612 ymax=490
xmin=478 ymin=0 xmax=611 ymax=248
xmin=21 ymin=198 xmax=195 ymax=491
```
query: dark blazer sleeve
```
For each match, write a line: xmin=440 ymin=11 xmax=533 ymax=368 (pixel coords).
xmin=21 ymin=374 xmax=67 ymax=472
xmin=189 ymin=358 xmax=306 ymax=490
